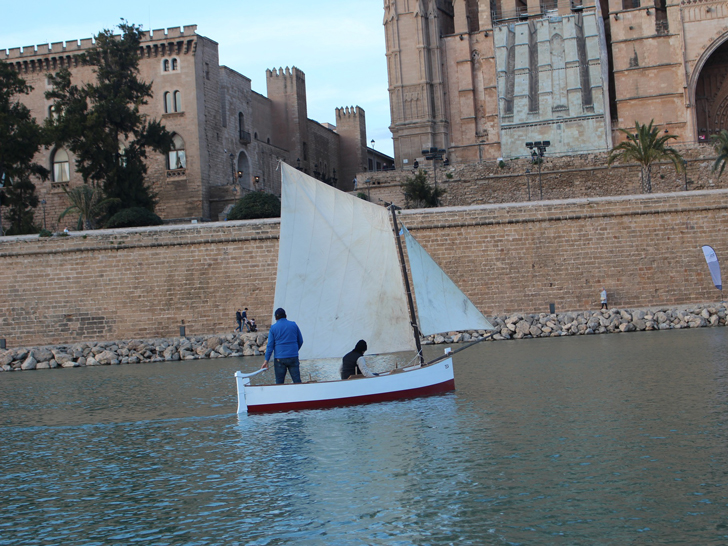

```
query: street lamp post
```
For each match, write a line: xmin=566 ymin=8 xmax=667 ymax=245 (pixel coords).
xmin=525 ymin=169 xmax=531 ymax=201
xmin=40 ymin=199 xmax=46 ymax=230
xmin=683 ymin=159 xmax=689 ymax=191
xmin=0 ymin=165 xmax=7 ymax=236
xmin=421 ymin=146 xmax=447 ymax=189
xmin=525 ymin=141 xmax=550 ymax=200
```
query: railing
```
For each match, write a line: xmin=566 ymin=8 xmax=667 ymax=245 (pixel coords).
xmin=166 ymin=169 xmax=187 ymax=179
xmin=239 ymin=130 xmax=251 ymax=144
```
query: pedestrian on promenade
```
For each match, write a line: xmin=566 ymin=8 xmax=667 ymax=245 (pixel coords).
xmin=600 ymin=287 xmax=608 ymax=310
xmin=261 ymin=308 xmax=304 ymax=384
xmin=235 ymin=309 xmax=243 ymax=332
xmin=242 ymin=307 xmax=250 ymax=331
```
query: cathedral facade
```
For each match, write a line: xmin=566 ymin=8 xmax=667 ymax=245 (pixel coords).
xmin=2 ymin=25 xmax=374 ymax=225
xmin=383 ymin=0 xmax=728 ymax=166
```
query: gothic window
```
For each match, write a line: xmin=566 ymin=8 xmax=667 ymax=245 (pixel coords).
xmin=238 ymin=112 xmax=245 ymax=139
xmin=52 ymin=148 xmax=70 ymax=182
xmin=167 ymin=134 xmax=187 ymax=170
xmin=171 ymin=58 xmax=178 ymax=71
xmin=163 ymin=59 xmax=170 ymax=72
xmin=165 ymin=91 xmax=182 ymax=113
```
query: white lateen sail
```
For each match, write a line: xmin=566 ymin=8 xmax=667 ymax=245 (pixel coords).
xmin=402 ymin=224 xmax=495 ymax=335
xmin=274 ymin=163 xmax=416 ymax=360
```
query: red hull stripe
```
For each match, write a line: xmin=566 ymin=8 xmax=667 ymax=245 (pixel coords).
xmin=248 ymin=378 xmax=456 ymax=413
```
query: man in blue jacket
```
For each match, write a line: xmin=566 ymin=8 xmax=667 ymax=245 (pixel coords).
xmin=261 ymin=308 xmax=304 ymax=384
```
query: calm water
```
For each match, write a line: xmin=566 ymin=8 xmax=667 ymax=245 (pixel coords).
xmin=1 ymin=328 xmax=727 ymax=545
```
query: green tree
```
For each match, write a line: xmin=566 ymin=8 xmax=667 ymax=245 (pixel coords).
xmin=607 ymin=120 xmax=683 ymax=193
xmin=58 ymin=185 xmax=120 ymax=230
xmin=0 ymin=61 xmax=49 ymax=234
xmin=4 ymin=178 xmax=39 ymax=235
xmin=710 ymin=129 xmax=728 ymax=178
xmin=402 ymin=169 xmax=445 ymax=208
xmin=45 ymin=21 xmax=172 ymax=215
xmin=227 ymin=191 xmax=281 ymax=220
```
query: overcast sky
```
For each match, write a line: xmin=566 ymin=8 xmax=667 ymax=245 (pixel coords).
xmin=1 ymin=0 xmax=395 ymax=157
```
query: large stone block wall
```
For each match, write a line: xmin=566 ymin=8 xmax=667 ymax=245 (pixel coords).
xmin=1 ymin=189 xmax=727 ymax=347
xmin=355 ymin=145 xmax=726 ymax=207
xmin=0 ymin=221 xmax=280 ymax=347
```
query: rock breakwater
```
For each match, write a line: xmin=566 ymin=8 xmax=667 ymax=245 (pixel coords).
xmin=423 ymin=304 xmax=727 ymax=344
xmin=0 ymin=332 xmax=268 ymax=372
xmin=2 ymin=305 xmax=726 ymax=372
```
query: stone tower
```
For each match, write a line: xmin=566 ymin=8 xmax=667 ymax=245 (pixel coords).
xmin=266 ymin=67 xmax=311 ymax=171
xmin=384 ymin=0 xmax=452 ymax=166
xmin=336 ymin=106 xmax=368 ymax=191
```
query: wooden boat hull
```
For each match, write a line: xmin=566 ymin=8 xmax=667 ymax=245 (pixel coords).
xmin=235 ymin=357 xmax=455 ymax=413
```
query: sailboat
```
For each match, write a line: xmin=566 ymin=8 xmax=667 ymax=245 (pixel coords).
xmin=234 ymin=163 xmax=494 ymax=413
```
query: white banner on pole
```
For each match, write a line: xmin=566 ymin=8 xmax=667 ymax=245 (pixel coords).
xmin=701 ymin=245 xmax=722 ymax=291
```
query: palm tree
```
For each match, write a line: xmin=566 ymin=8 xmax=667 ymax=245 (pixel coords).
xmin=607 ymin=120 xmax=684 ymax=193
xmin=58 ymin=184 xmax=120 ymax=230
xmin=710 ymin=129 xmax=728 ymax=178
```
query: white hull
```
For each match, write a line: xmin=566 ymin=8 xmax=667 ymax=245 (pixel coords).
xmin=235 ymin=357 xmax=455 ymax=413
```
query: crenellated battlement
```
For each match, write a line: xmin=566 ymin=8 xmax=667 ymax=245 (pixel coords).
xmin=336 ymin=106 xmax=365 ymax=119
xmin=2 ymin=25 xmax=198 ymax=60
xmin=266 ymin=66 xmax=306 ymax=82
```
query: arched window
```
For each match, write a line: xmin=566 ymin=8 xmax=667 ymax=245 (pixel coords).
xmin=164 ymin=92 xmax=172 ymax=113
xmin=238 ymin=112 xmax=245 ymax=139
xmin=174 ymin=91 xmax=182 ymax=112
xmin=163 ymin=59 xmax=170 ymax=72
xmin=48 ymin=104 xmax=60 ymax=119
xmin=168 ymin=134 xmax=186 ymax=170
xmin=171 ymin=58 xmax=178 ymax=71
xmin=52 ymin=148 xmax=70 ymax=182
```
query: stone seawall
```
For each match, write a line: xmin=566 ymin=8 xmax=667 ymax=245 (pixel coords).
xmin=1 ymin=189 xmax=728 ymax=348
xmin=2 ymin=304 xmax=725 ymax=372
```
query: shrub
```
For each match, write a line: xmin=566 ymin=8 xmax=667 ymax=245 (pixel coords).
xmin=356 ymin=192 xmax=369 ymax=201
xmin=39 ymin=228 xmax=53 ymax=237
xmin=227 ymin=191 xmax=281 ymax=220
xmin=104 ymin=207 xmax=163 ymax=228
xmin=402 ymin=169 xmax=445 ymax=208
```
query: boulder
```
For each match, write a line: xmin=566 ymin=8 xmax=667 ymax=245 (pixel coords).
xmin=21 ymin=355 xmax=37 ymax=370
xmin=206 ymin=336 xmax=222 ymax=349
xmin=95 ymin=350 xmax=116 ymax=365
xmin=34 ymin=348 xmax=54 ymax=362
xmin=36 ymin=361 xmax=51 ymax=370
xmin=52 ymin=351 xmax=73 ymax=365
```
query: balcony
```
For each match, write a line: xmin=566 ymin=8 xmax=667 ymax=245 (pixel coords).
xmin=239 ymin=130 xmax=251 ymax=145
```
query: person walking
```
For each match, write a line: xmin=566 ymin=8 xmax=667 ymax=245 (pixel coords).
xmin=261 ymin=308 xmax=304 ymax=384
xmin=600 ymin=287 xmax=608 ymax=310
xmin=242 ymin=307 xmax=249 ymax=332
xmin=235 ymin=309 xmax=243 ymax=332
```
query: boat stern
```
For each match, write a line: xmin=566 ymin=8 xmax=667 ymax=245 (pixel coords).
xmin=234 ymin=371 xmax=251 ymax=413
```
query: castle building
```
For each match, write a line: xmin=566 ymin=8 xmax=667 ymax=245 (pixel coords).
xmin=2 ymin=25 xmax=385 ymax=225
xmin=383 ymin=0 xmax=728 ymax=166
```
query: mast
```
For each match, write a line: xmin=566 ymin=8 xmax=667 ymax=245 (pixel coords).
xmin=389 ymin=205 xmax=425 ymax=365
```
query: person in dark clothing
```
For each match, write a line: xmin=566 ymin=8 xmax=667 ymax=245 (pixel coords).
xmin=242 ymin=307 xmax=250 ymax=331
xmin=341 ymin=340 xmax=378 ymax=380
xmin=235 ymin=309 xmax=243 ymax=332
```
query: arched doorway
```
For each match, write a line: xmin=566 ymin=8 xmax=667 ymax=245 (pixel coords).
xmin=236 ymin=151 xmax=251 ymax=191
xmin=694 ymin=37 xmax=728 ymax=142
